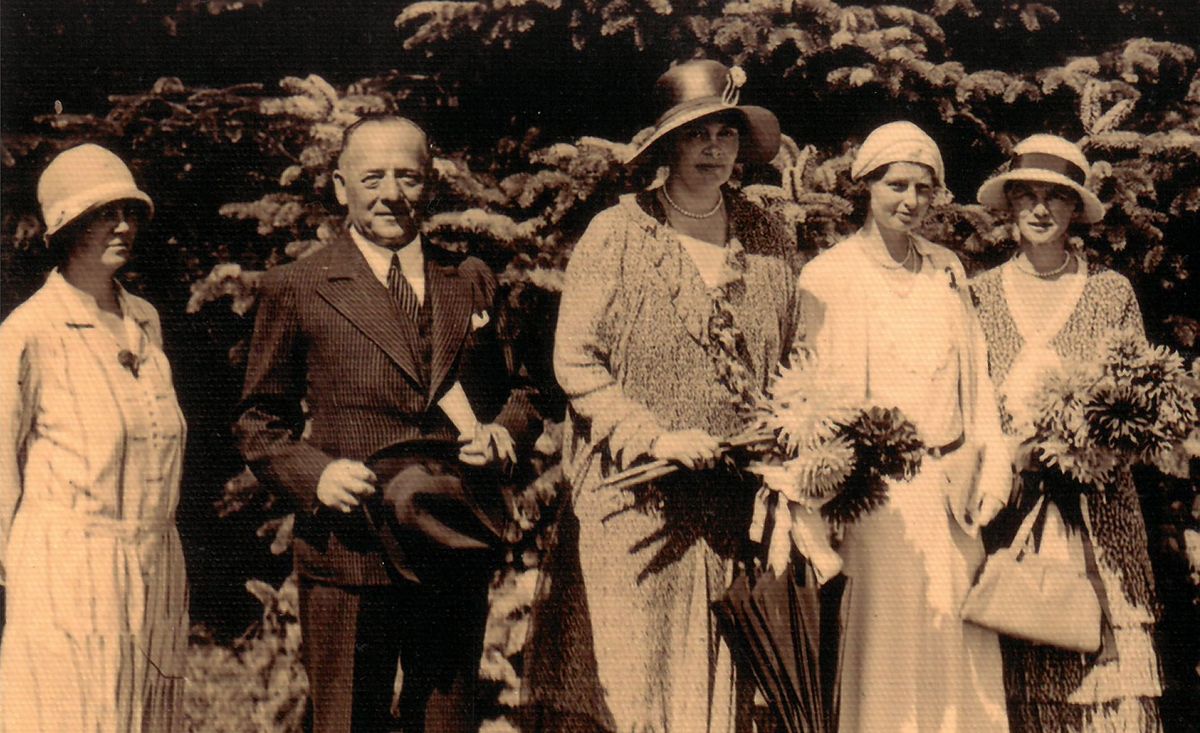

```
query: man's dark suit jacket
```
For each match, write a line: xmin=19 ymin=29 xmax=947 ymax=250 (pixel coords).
xmin=234 ymin=229 xmax=537 ymax=586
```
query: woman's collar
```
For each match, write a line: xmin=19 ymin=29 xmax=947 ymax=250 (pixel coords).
xmin=46 ymin=268 xmax=150 ymax=327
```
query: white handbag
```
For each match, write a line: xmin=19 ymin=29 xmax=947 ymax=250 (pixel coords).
xmin=961 ymin=494 xmax=1102 ymax=653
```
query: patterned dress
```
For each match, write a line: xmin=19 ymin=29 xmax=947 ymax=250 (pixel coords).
xmin=970 ymin=260 xmax=1163 ymax=733
xmin=527 ymin=190 xmax=799 ymax=732
xmin=0 ymin=271 xmax=189 ymax=732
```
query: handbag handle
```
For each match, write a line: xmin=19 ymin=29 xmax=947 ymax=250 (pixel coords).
xmin=1009 ymin=494 xmax=1048 ymax=559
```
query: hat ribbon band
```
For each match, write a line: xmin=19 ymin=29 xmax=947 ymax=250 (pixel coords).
xmin=721 ymin=78 xmax=740 ymax=106
xmin=1012 ymin=152 xmax=1086 ymax=186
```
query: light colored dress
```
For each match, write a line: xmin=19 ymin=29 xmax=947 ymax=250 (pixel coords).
xmin=798 ymin=233 xmax=1010 ymax=733
xmin=0 ymin=270 xmax=188 ymax=732
xmin=529 ymin=191 xmax=799 ymax=732
xmin=970 ymin=260 xmax=1163 ymax=733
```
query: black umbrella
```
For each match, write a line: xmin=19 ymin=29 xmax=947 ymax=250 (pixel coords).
xmin=713 ymin=548 xmax=828 ymax=733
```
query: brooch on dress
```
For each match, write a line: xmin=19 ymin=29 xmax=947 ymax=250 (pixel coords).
xmin=118 ymin=349 xmax=140 ymax=378
xmin=943 ymin=266 xmax=960 ymax=291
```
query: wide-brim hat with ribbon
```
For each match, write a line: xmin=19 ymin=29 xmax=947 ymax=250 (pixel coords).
xmin=37 ymin=143 xmax=154 ymax=239
xmin=625 ymin=59 xmax=781 ymax=167
xmin=977 ymin=134 xmax=1105 ymax=224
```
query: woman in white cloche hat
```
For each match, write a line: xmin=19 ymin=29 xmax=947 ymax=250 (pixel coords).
xmin=799 ymin=121 xmax=1012 ymax=732
xmin=0 ymin=144 xmax=188 ymax=731
xmin=970 ymin=134 xmax=1164 ymax=733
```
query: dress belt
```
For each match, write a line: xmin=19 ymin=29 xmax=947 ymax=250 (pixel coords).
xmin=926 ymin=433 xmax=965 ymax=459
xmin=22 ymin=502 xmax=173 ymax=541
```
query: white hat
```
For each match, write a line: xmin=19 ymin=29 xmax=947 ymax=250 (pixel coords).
xmin=625 ymin=60 xmax=781 ymax=167
xmin=851 ymin=121 xmax=945 ymax=186
xmin=37 ymin=144 xmax=154 ymax=239
xmin=976 ymin=134 xmax=1105 ymax=224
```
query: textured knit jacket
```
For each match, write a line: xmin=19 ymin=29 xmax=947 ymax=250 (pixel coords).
xmin=235 ymin=229 xmax=538 ymax=585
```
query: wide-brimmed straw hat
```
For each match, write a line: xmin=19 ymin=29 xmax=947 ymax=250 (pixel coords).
xmin=37 ymin=144 xmax=154 ymax=239
xmin=976 ymin=134 xmax=1105 ymax=223
xmin=626 ymin=60 xmax=781 ymax=167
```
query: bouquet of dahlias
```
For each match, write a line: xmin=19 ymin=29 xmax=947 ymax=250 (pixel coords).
xmin=1025 ymin=330 xmax=1200 ymax=496
xmin=746 ymin=347 xmax=925 ymax=524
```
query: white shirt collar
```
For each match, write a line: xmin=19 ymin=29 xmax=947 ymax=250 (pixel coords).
xmin=348 ymin=227 xmax=425 ymax=303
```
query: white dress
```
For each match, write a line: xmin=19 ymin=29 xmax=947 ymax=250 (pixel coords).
xmin=0 ymin=270 xmax=189 ymax=732
xmin=797 ymin=233 xmax=1009 ymax=733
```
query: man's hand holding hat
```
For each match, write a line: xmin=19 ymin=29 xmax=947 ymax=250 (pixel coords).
xmin=316 ymin=458 xmax=377 ymax=513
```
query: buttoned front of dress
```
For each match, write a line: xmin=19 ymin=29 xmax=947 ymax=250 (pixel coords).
xmin=0 ymin=270 xmax=188 ymax=732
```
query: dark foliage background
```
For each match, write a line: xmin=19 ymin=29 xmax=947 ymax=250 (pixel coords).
xmin=3 ymin=2 xmax=1198 ymax=730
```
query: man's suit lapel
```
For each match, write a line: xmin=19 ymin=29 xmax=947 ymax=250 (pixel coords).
xmin=316 ymin=235 xmax=425 ymax=389
xmin=426 ymin=258 xmax=473 ymax=404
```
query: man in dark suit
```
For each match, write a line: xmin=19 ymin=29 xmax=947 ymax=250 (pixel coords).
xmin=235 ymin=115 xmax=535 ymax=732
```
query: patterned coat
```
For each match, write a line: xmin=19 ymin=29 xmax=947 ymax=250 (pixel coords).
xmin=970 ymin=262 xmax=1163 ymax=733
xmin=528 ymin=190 xmax=800 ymax=732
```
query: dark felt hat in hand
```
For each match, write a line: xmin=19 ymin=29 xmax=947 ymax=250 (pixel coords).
xmin=626 ymin=59 xmax=781 ymax=167
xmin=362 ymin=441 xmax=508 ymax=586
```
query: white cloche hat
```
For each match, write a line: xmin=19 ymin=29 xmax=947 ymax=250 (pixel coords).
xmin=37 ymin=144 xmax=154 ymax=239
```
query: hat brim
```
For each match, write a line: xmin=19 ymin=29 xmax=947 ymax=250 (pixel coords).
xmin=44 ymin=182 xmax=155 ymax=238
xmin=363 ymin=441 xmax=506 ymax=586
xmin=977 ymin=169 xmax=1105 ymax=224
xmin=625 ymin=103 xmax=781 ymax=167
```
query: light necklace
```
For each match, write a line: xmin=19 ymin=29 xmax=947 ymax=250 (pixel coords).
xmin=878 ymin=237 xmax=915 ymax=270
xmin=661 ymin=186 xmax=724 ymax=219
xmin=1014 ymin=251 xmax=1072 ymax=279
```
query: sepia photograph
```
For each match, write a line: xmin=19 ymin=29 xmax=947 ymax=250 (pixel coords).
xmin=1 ymin=1 xmax=1198 ymax=731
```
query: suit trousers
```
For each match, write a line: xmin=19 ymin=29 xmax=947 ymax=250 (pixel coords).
xmin=299 ymin=575 xmax=491 ymax=733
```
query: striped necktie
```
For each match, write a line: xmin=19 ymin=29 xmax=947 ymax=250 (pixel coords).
xmin=387 ymin=252 xmax=421 ymax=322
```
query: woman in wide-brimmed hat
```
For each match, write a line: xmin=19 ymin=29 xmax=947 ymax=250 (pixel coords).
xmin=798 ymin=121 xmax=1011 ymax=732
xmin=0 ymin=144 xmax=188 ymax=731
xmin=526 ymin=59 xmax=800 ymax=732
xmin=969 ymin=135 xmax=1164 ymax=732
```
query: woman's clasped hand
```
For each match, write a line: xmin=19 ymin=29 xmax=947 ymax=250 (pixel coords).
xmin=651 ymin=429 xmax=723 ymax=470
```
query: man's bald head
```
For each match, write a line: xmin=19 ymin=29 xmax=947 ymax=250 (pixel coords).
xmin=338 ymin=115 xmax=432 ymax=171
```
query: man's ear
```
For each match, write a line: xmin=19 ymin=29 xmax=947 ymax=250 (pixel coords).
xmin=332 ymin=169 xmax=349 ymax=206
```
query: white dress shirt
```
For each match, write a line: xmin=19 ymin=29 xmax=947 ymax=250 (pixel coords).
xmin=348 ymin=227 xmax=426 ymax=304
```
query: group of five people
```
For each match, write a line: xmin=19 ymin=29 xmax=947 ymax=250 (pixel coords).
xmin=0 ymin=59 xmax=1163 ymax=732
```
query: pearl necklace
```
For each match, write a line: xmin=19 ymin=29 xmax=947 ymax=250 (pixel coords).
xmin=1014 ymin=251 xmax=1072 ymax=279
xmin=661 ymin=186 xmax=724 ymax=219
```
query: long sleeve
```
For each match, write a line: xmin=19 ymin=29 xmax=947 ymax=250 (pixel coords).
xmin=961 ymin=271 xmax=1013 ymax=512
xmin=0 ymin=319 xmax=36 ymax=585
xmin=794 ymin=242 xmax=869 ymax=400
xmin=554 ymin=213 xmax=663 ymax=469
xmin=233 ymin=269 xmax=333 ymax=514
xmin=1115 ymin=275 xmax=1149 ymax=342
